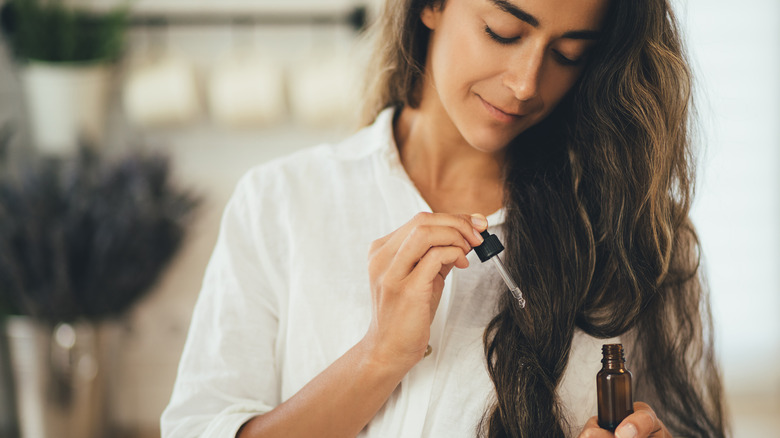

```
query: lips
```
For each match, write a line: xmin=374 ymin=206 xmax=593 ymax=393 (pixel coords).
xmin=477 ymin=94 xmax=524 ymax=123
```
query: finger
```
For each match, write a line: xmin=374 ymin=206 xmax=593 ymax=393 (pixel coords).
xmin=469 ymin=213 xmax=488 ymax=233
xmin=578 ymin=416 xmax=614 ymax=438
xmin=370 ymin=212 xmax=486 ymax=283
xmin=371 ymin=225 xmax=456 ymax=284
xmin=389 ymin=225 xmax=473 ymax=275
xmin=439 ymin=262 xmax=457 ymax=279
xmin=386 ymin=212 xmax=486 ymax=253
xmin=615 ymin=402 xmax=663 ymax=438
xmin=406 ymin=246 xmax=468 ymax=288
xmin=368 ymin=232 xmax=392 ymax=258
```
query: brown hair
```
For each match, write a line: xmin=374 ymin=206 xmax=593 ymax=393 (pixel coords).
xmin=362 ymin=0 xmax=727 ymax=436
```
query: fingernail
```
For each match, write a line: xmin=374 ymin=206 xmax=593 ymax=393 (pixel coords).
xmin=615 ymin=423 xmax=637 ymax=438
xmin=473 ymin=228 xmax=484 ymax=243
xmin=470 ymin=214 xmax=487 ymax=229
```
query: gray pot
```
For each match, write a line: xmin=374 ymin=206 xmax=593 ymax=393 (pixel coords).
xmin=3 ymin=316 xmax=122 ymax=438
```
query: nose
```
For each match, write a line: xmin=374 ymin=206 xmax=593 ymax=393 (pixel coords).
xmin=502 ymin=43 xmax=544 ymax=103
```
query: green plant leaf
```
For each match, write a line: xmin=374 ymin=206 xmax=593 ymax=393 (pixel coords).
xmin=7 ymin=0 xmax=129 ymax=63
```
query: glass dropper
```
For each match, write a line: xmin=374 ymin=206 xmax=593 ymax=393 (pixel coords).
xmin=474 ymin=230 xmax=526 ymax=308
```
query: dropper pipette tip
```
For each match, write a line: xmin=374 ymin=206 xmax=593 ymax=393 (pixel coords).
xmin=475 ymin=229 xmax=527 ymax=309
xmin=490 ymin=257 xmax=526 ymax=308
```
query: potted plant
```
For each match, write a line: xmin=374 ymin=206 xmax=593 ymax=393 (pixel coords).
xmin=0 ymin=0 xmax=130 ymax=155
xmin=0 ymin=129 xmax=199 ymax=438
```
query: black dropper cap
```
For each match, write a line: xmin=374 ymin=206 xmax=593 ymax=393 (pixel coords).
xmin=474 ymin=230 xmax=504 ymax=262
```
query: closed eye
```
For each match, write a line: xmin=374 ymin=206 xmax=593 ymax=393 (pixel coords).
xmin=552 ymin=50 xmax=584 ymax=66
xmin=484 ymin=25 xmax=519 ymax=45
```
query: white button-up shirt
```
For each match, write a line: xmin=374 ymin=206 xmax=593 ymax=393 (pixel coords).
xmin=161 ymin=108 xmax=615 ymax=438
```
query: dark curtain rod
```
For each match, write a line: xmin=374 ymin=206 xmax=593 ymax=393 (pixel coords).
xmin=128 ymin=6 xmax=368 ymax=32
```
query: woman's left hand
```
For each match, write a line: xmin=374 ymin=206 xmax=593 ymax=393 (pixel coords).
xmin=578 ymin=402 xmax=671 ymax=438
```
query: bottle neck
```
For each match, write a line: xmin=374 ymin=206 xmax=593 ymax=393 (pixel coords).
xmin=601 ymin=344 xmax=627 ymax=370
xmin=601 ymin=358 xmax=627 ymax=370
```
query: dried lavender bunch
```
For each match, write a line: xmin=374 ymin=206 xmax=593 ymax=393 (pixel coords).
xmin=0 ymin=140 xmax=200 ymax=322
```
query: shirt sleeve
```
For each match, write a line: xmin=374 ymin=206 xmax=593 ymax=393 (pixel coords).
xmin=161 ymin=170 xmax=287 ymax=438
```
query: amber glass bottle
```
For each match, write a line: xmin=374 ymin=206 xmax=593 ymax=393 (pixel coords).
xmin=597 ymin=344 xmax=634 ymax=431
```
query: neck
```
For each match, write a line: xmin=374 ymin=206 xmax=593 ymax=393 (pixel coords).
xmin=393 ymin=106 xmax=505 ymax=216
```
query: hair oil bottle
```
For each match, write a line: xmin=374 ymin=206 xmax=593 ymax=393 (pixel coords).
xmin=597 ymin=343 xmax=634 ymax=431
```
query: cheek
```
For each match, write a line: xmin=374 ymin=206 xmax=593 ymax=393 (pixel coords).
xmin=531 ymin=68 xmax=581 ymax=123
xmin=541 ymin=68 xmax=582 ymax=106
xmin=430 ymin=23 xmax=491 ymax=97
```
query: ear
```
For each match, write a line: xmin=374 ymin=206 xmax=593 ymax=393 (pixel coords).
xmin=420 ymin=3 xmax=443 ymax=30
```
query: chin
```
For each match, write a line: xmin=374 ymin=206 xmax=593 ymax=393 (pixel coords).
xmin=463 ymin=124 xmax=524 ymax=153
xmin=465 ymin=133 xmax=514 ymax=154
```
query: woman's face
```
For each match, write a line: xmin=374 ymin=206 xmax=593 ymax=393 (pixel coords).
xmin=419 ymin=0 xmax=609 ymax=152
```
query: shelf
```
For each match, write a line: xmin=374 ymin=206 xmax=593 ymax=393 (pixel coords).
xmin=126 ymin=1 xmax=368 ymax=31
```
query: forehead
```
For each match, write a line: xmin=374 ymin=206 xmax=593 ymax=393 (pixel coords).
xmin=476 ymin=0 xmax=610 ymax=32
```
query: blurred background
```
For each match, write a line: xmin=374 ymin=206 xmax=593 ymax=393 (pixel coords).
xmin=0 ymin=0 xmax=777 ymax=437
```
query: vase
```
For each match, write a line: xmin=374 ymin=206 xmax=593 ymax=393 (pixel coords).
xmin=20 ymin=61 xmax=113 ymax=156
xmin=3 ymin=316 xmax=123 ymax=438
xmin=0 ymin=319 xmax=19 ymax=437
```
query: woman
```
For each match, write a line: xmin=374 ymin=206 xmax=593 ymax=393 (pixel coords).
xmin=162 ymin=0 xmax=727 ymax=437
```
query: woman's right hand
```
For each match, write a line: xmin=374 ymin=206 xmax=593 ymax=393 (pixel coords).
xmin=363 ymin=212 xmax=488 ymax=371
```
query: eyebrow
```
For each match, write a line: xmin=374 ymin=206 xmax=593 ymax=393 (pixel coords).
xmin=488 ymin=0 xmax=602 ymax=40
xmin=490 ymin=0 xmax=539 ymax=26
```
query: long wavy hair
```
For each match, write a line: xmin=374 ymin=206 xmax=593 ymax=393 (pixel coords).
xmin=362 ymin=0 xmax=727 ymax=437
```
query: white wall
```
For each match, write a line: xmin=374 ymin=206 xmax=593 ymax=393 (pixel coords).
xmin=682 ymin=0 xmax=780 ymax=396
